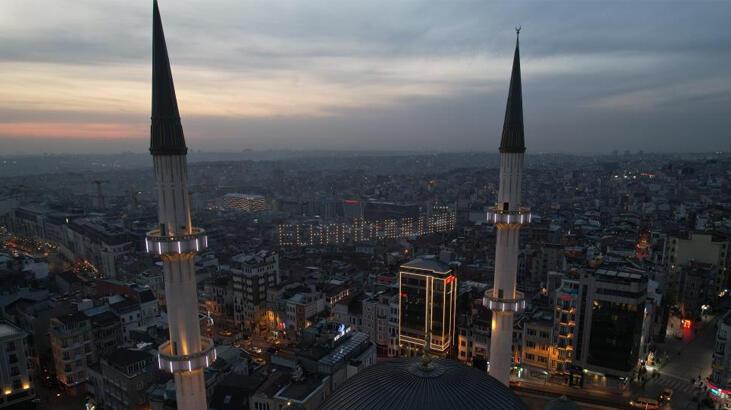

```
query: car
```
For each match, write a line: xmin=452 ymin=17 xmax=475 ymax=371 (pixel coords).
xmin=629 ymin=397 xmax=660 ymax=409
xmin=659 ymin=388 xmax=673 ymax=402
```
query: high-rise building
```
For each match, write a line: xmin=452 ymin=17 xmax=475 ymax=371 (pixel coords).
xmin=398 ymin=257 xmax=457 ymax=356
xmin=143 ymin=2 xmax=215 ymax=408
xmin=574 ymin=269 xmax=651 ymax=379
xmin=484 ymin=28 xmax=530 ymax=385
xmin=552 ymin=269 xmax=651 ymax=384
xmin=0 ymin=321 xmax=34 ymax=408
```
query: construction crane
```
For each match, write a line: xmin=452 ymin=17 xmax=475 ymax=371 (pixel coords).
xmin=91 ymin=180 xmax=109 ymax=209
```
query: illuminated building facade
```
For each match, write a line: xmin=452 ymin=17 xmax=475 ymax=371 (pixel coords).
xmin=553 ymin=278 xmax=579 ymax=377
xmin=0 ymin=322 xmax=34 ymax=407
xmin=144 ymin=2 xmax=214 ymax=408
xmin=222 ymin=193 xmax=267 ymax=213
xmin=484 ymin=29 xmax=530 ymax=385
xmin=549 ymin=269 xmax=658 ymax=388
xmin=552 ymin=269 xmax=651 ymax=386
xmin=277 ymin=207 xmax=456 ymax=246
xmin=521 ymin=309 xmax=555 ymax=373
xmin=398 ymin=258 xmax=457 ymax=356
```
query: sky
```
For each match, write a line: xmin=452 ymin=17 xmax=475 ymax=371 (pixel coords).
xmin=0 ymin=0 xmax=730 ymax=155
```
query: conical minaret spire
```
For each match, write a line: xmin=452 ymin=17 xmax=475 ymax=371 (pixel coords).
xmin=499 ymin=28 xmax=525 ymax=154
xmin=484 ymin=27 xmax=530 ymax=386
xmin=151 ymin=0 xmax=187 ymax=155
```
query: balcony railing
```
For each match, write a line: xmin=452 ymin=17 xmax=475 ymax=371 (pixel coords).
xmin=146 ymin=227 xmax=208 ymax=256
xmin=486 ymin=207 xmax=531 ymax=226
xmin=158 ymin=337 xmax=216 ymax=374
xmin=483 ymin=288 xmax=526 ymax=313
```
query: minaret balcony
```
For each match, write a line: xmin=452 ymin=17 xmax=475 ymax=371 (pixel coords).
xmin=146 ymin=227 xmax=208 ymax=255
xmin=157 ymin=337 xmax=216 ymax=373
xmin=483 ymin=289 xmax=526 ymax=313
xmin=485 ymin=207 xmax=531 ymax=226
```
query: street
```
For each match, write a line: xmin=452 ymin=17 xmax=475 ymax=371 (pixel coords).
xmin=631 ymin=316 xmax=717 ymax=409
xmin=32 ymin=383 xmax=86 ymax=410
xmin=512 ymin=316 xmax=718 ymax=409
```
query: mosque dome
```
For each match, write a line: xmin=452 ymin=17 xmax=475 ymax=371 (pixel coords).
xmin=320 ymin=358 xmax=527 ymax=410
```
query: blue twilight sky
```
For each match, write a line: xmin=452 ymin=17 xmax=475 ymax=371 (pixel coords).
xmin=0 ymin=0 xmax=729 ymax=154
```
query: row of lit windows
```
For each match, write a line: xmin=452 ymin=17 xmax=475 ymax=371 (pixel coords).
xmin=277 ymin=211 xmax=456 ymax=246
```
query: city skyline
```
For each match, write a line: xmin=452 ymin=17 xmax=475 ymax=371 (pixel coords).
xmin=2 ymin=0 xmax=731 ymax=154
xmin=2 ymin=2 xmax=731 ymax=409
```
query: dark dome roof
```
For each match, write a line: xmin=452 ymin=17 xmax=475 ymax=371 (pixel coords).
xmin=320 ymin=358 xmax=527 ymax=410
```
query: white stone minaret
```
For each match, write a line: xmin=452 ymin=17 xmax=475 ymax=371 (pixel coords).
xmin=484 ymin=28 xmax=529 ymax=386
xmin=145 ymin=1 xmax=215 ymax=408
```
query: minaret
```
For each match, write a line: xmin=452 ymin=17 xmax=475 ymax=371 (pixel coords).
xmin=145 ymin=1 xmax=214 ymax=409
xmin=484 ymin=28 xmax=529 ymax=386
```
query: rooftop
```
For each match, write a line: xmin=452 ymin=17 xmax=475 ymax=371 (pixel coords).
xmin=318 ymin=332 xmax=370 ymax=367
xmin=594 ymin=268 xmax=644 ymax=281
xmin=275 ymin=375 xmax=326 ymax=402
xmin=104 ymin=348 xmax=153 ymax=369
xmin=53 ymin=310 xmax=89 ymax=326
xmin=401 ymin=257 xmax=452 ymax=275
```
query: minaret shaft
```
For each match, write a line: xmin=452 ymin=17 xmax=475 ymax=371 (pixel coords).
xmin=161 ymin=255 xmax=201 ymax=356
xmin=489 ymin=160 xmax=524 ymax=385
xmin=486 ymin=30 xmax=527 ymax=386
xmin=147 ymin=2 xmax=210 ymax=409
xmin=154 ymin=155 xmax=193 ymax=236
xmin=497 ymin=153 xmax=524 ymax=211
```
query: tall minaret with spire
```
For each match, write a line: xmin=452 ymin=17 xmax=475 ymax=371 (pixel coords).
xmin=483 ymin=28 xmax=530 ymax=386
xmin=145 ymin=1 xmax=215 ymax=409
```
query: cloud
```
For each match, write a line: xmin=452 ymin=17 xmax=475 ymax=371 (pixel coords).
xmin=0 ymin=0 xmax=730 ymax=152
xmin=587 ymin=77 xmax=731 ymax=111
xmin=0 ymin=122 xmax=145 ymax=139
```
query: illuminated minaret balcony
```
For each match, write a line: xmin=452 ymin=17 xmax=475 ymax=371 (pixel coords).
xmin=145 ymin=227 xmax=208 ymax=255
xmin=485 ymin=206 xmax=532 ymax=226
xmin=483 ymin=289 xmax=526 ymax=313
xmin=157 ymin=337 xmax=217 ymax=373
